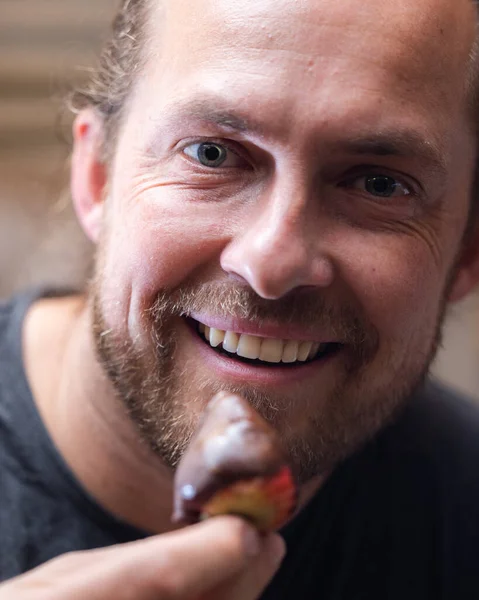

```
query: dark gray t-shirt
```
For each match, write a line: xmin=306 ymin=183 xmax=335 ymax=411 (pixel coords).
xmin=1 ymin=290 xmax=479 ymax=599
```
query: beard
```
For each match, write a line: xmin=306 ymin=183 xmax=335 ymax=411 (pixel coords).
xmin=90 ymin=268 xmax=444 ymax=486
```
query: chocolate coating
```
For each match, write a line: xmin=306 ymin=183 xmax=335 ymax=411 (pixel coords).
xmin=172 ymin=392 xmax=292 ymax=525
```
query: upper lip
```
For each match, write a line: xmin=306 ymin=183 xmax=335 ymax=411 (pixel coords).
xmin=187 ymin=313 xmax=341 ymax=343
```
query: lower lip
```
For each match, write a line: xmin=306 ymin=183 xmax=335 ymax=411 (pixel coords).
xmin=185 ymin=322 xmax=342 ymax=386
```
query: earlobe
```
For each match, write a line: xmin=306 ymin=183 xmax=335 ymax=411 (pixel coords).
xmin=71 ymin=109 xmax=108 ymax=244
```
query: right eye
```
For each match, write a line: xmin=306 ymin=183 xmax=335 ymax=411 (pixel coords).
xmin=183 ymin=142 xmax=244 ymax=168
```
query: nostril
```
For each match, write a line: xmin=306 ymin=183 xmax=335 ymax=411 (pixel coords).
xmin=247 ymin=268 xmax=306 ymax=300
xmin=224 ymin=272 xmax=250 ymax=286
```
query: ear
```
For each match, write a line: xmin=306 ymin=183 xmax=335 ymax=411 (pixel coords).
xmin=447 ymin=223 xmax=479 ymax=303
xmin=71 ymin=109 xmax=108 ymax=244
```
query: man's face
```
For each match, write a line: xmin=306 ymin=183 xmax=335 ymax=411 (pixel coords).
xmin=87 ymin=0 xmax=477 ymax=482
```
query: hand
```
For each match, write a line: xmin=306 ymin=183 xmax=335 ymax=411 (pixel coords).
xmin=0 ymin=516 xmax=286 ymax=600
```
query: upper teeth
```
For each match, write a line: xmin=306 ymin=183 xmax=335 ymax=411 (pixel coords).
xmin=198 ymin=323 xmax=324 ymax=364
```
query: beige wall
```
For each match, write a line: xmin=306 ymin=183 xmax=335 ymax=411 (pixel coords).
xmin=1 ymin=0 xmax=478 ymax=399
xmin=0 ymin=0 xmax=117 ymax=294
xmin=433 ymin=293 xmax=479 ymax=398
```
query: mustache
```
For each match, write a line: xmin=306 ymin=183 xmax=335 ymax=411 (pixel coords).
xmin=149 ymin=282 xmax=379 ymax=352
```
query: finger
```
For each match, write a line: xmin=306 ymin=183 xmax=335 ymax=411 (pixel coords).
xmin=209 ymin=533 xmax=286 ymax=600
xmin=0 ymin=517 xmax=268 ymax=600
xmin=113 ymin=516 xmax=263 ymax=598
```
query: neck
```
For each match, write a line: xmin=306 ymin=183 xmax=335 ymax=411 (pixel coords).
xmin=23 ymin=295 xmax=323 ymax=534
xmin=24 ymin=295 xmax=176 ymax=533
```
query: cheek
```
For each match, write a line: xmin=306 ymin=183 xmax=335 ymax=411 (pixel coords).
xmin=337 ymin=231 xmax=448 ymax=347
xmin=98 ymin=189 xmax=232 ymax=336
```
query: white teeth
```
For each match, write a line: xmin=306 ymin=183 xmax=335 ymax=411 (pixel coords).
xmin=259 ymin=338 xmax=284 ymax=363
xmin=282 ymin=340 xmax=299 ymax=363
xmin=237 ymin=334 xmax=261 ymax=360
xmin=297 ymin=341 xmax=314 ymax=361
xmin=223 ymin=330 xmax=240 ymax=353
xmin=209 ymin=328 xmax=225 ymax=348
xmin=197 ymin=321 xmax=326 ymax=365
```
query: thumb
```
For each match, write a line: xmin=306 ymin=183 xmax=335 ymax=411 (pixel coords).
xmin=208 ymin=532 xmax=286 ymax=600
xmin=81 ymin=516 xmax=269 ymax=598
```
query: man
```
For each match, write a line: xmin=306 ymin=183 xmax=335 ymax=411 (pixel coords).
xmin=1 ymin=0 xmax=479 ymax=597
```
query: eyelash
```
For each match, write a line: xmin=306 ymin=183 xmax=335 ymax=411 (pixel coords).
xmin=180 ymin=139 xmax=250 ymax=168
xmin=339 ymin=170 xmax=418 ymax=199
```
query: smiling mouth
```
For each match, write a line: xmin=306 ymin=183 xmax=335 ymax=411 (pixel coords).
xmin=188 ymin=318 xmax=343 ymax=367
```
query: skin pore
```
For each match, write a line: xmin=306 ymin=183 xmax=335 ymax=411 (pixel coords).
xmin=24 ymin=0 xmax=479 ymax=534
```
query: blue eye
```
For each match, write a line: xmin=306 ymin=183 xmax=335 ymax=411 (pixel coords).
xmin=183 ymin=142 xmax=241 ymax=168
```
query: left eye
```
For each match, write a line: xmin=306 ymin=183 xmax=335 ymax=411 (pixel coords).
xmin=351 ymin=174 xmax=411 ymax=198
xmin=183 ymin=142 xmax=243 ymax=168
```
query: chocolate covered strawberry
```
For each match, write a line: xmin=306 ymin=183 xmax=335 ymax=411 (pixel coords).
xmin=172 ymin=392 xmax=297 ymax=533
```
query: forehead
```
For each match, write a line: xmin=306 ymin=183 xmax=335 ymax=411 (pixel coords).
xmin=161 ymin=0 xmax=475 ymax=52
xmin=134 ymin=0 xmax=477 ymax=148
xmin=151 ymin=0 xmax=476 ymax=80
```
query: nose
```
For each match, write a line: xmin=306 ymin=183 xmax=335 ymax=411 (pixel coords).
xmin=220 ymin=183 xmax=335 ymax=299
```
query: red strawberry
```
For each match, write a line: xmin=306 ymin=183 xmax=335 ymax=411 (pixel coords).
xmin=172 ymin=392 xmax=298 ymax=532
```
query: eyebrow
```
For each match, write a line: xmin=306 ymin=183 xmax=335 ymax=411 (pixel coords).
xmin=161 ymin=98 xmax=256 ymax=133
xmin=336 ymin=132 xmax=448 ymax=176
xmin=160 ymin=98 xmax=448 ymax=175
xmin=194 ymin=109 xmax=250 ymax=133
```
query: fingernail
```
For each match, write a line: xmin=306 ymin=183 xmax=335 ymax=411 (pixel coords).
xmin=268 ymin=534 xmax=286 ymax=566
xmin=243 ymin=526 xmax=261 ymax=557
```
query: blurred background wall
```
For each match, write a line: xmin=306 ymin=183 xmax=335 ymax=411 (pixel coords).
xmin=1 ymin=0 xmax=478 ymax=399
xmin=0 ymin=0 xmax=118 ymax=294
